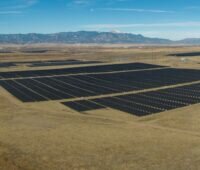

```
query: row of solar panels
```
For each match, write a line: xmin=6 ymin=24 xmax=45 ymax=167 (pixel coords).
xmin=0 ymin=62 xmax=199 ymax=117
xmin=0 ymin=62 xmax=165 ymax=79
xmin=0 ymin=67 xmax=199 ymax=102
xmin=63 ymin=83 xmax=200 ymax=116
xmin=0 ymin=59 xmax=101 ymax=68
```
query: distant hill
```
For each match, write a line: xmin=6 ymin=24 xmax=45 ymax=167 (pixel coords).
xmin=0 ymin=31 xmax=172 ymax=44
xmin=0 ymin=31 xmax=200 ymax=44
xmin=176 ymin=38 xmax=200 ymax=45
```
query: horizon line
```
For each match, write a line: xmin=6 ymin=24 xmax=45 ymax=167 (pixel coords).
xmin=0 ymin=30 xmax=199 ymax=41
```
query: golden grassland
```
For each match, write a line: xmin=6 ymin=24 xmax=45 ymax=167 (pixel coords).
xmin=0 ymin=45 xmax=200 ymax=170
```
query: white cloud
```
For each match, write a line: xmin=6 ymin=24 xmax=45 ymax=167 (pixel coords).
xmin=0 ymin=0 xmax=38 ymax=15
xmin=68 ymin=0 xmax=130 ymax=7
xmin=186 ymin=6 xmax=200 ymax=10
xmin=85 ymin=22 xmax=200 ymax=29
xmin=137 ymin=31 xmax=200 ymax=40
xmin=0 ymin=11 xmax=22 ymax=14
xmin=69 ymin=0 xmax=91 ymax=6
xmin=100 ymin=8 xmax=174 ymax=13
xmin=73 ymin=0 xmax=90 ymax=5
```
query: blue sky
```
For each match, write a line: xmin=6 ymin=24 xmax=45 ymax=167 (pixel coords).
xmin=1 ymin=0 xmax=200 ymax=40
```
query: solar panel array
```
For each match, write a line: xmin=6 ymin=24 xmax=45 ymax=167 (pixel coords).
xmin=29 ymin=59 xmax=102 ymax=67
xmin=0 ymin=67 xmax=200 ymax=103
xmin=0 ymin=62 xmax=17 ymax=68
xmin=0 ymin=62 xmax=164 ymax=79
xmin=0 ymin=62 xmax=199 ymax=116
xmin=169 ymin=52 xmax=200 ymax=57
xmin=0 ymin=59 xmax=102 ymax=68
xmin=63 ymin=83 xmax=200 ymax=116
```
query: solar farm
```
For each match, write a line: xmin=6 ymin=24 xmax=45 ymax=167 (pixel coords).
xmin=0 ymin=61 xmax=199 ymax=117
xmin=0 ymin=59 xmax=102 ymax=68
xmin=0 ymin=45 xmax=200 ymax=170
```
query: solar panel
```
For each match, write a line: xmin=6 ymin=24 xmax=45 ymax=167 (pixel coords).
xmin=63 ymin=100 xmax=105 ymax=112
xmin=0 ymin=62 xmax=165 ymax=79
xmin=62 ymin=83 xmax=200 ymax=116
xmin=0 ymin=67 xmax=200 ymax=102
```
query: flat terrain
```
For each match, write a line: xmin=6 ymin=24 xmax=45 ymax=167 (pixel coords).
xmin=0 ymin=45 xmax=200 ymax=170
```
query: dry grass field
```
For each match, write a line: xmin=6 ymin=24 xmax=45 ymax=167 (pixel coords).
xmin=0 ymin=44 xmax=200 ymax=170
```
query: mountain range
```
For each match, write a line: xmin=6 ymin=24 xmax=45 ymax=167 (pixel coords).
xmin=0 ymin=31 xmax=199 ymax=44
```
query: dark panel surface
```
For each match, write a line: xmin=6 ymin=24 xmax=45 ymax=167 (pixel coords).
xmin=0 ymin=63 xmax=165 ymax=79
xmin=63 ymin=100 xmax=105 ymax=112
xmin=0 ymin=67 xmax=200 ymax=102
xmin=63 ymin=83 xmax=200 ymax=116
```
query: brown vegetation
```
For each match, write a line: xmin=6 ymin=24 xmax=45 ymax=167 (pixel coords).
xmin=0 ymin=45 xmax=200 ymax=170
